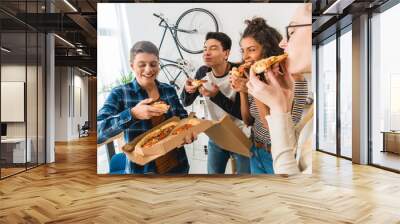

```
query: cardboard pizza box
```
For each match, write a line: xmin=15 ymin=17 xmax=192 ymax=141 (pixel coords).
xmin=121 ymin=116 xmax=181 ymax=153
xmin=204 ymin=115 xmax=251 ymax=157
xmin=122 ymin=114 xmax=251 ymax=166
xmin=134 ymin=116 xmax=214 ymax=157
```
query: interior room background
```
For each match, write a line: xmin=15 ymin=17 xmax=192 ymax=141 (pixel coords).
xmin=97 ymin=3 xmax=307 ymax=174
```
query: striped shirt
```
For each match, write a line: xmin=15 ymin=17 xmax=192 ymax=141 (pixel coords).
xmin=292 ymin=80 xmax=309 ymax=124
xmin=249 ymin=80 xmax=308 ymax=145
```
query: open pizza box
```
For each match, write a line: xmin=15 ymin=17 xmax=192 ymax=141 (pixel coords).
xmin=121 ymin=113 xmax=252 ymax=166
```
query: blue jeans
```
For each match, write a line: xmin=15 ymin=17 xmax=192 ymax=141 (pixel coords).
xmin=207 ymin=140 xmax=250 ymax=174
xmin=250 ymin=144 xmax=274 ymax=174
xmin=121 ymin=148 xmax=189 ymax=174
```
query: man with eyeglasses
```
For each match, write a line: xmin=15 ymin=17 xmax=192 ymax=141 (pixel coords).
xmin=286 ymin=23 xmax=312 ymax=41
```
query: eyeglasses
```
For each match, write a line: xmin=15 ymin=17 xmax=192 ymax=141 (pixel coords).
xmin=285 ymin=24 xmax=312 ymax=41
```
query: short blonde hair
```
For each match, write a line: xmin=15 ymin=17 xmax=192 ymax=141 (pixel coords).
xmin=130 ymin=41 xmax=159 ymax=63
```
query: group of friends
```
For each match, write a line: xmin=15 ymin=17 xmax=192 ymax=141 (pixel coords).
xmin=97 ymin=4 xmax=313 ymax=175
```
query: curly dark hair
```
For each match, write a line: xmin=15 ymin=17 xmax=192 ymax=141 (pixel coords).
xmin=241 ymin=17 xmax=283 ymax=58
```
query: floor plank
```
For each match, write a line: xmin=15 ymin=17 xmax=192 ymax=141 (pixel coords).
xmin=0 ymin=135 xmax=399 ymax=223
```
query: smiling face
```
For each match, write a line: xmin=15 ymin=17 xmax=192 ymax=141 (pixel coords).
xmin=130 ymin=52 xmax=160 ymax=87
xmin=279 ymin=4 xmax=312 ymax=74
xmin=240 ymin=37 xmax=264 ymax=63
xmin=202 ymin=39 xmax=230 ymax=68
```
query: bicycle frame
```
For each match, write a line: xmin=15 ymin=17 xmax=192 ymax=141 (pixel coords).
xmin=154 ymin=13 xmax=199 ymax=89
xmin=157 ymin=18 xmax=186 ymax=64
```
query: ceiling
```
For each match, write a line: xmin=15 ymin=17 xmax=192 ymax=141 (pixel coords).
xmin=0 ymin=0 xmax=98 ymax=75
xmin=0 ymin=0 xmax=313 ymax=76
xmin=312 ymin=0 xmax=390 ymax=44
xmin=4 ymin=0 xmax=390 ymax=75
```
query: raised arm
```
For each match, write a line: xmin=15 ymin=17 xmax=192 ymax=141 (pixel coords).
xmin=239 ymin=92 xmax=253 ymax=126
xmin=265 ymin=112 xmax=299 ymax=174
xmin=97 ymin=88 xmax=137 ymax=144
xmin=97 ymin=87 xmax=164 ymax=144
xmin=207 ymin=87 xmax=241 ymax=120
xmin=180 ymin=66 xmax=209 ymax=106
xmin=166 ymin=86 xmax=188 ymax=119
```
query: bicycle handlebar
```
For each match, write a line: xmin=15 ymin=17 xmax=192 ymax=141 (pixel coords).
xmin=153 ymin=13 xmax=165 ymax=21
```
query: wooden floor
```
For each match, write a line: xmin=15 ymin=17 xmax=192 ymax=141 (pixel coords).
xmin=1 ymin=135 xmax=400 ymax=223
xmin=1 ymin=167 xmax=26 ymax=177
xmin=373 ymin=150 xmax=400 ymax=171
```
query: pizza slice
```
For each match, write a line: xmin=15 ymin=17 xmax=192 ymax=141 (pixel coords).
xmin=136 ymin=121 xmax=179 ymax=149
xmin=150 ymin=100 xmax=170 ymax=113
xmin=191 ymin=79 xmax=208 ymax=88
xmin=251 ymin=53 xmax=288 ymax=74
xmin=171 ymin=118 xmax=201 ymax=135
xmin=171 ymin=124 xmax=194 ymax=135
xmin=231 ymin=61 xmax=252 ymax=78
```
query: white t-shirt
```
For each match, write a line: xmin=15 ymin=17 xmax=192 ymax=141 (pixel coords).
xmin=202 ymin=70 xmax=250 ymax=136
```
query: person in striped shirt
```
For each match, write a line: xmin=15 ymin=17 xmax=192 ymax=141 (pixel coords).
xmin=229 ymin=17 xmax=308 ymax=174
xmin=247 ymin=4 xmax=313 ymax=174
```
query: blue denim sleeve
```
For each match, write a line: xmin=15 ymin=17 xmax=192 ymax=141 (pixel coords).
xmin=97 ymin=88 xmax=138 ymax=144
xmin=168 ymin=87 xmax=188 ymax=119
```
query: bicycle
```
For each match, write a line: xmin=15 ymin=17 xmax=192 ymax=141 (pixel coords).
xmin=153 ymin=8 xmax=219 ymax=91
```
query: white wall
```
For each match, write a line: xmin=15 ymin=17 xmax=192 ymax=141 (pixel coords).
xmin=54 ymin=67 xmax=89 ymax=141
xmin=1 ymin=63 xmax=46 ymax=164
xmin=1 ymin=65 xmax=26 ymax=140
xmin=98 ymin=3 xmax=299 ymax=85
xmin=72 ymin=73 xmax=89 ymax=138
xmin=1 ymin=65 xmax=32 ymax=137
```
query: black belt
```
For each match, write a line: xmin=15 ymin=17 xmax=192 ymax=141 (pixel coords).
xmin=254 ymin=141 xmax=271 ymax=153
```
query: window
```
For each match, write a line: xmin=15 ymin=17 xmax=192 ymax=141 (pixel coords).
xmin=339 ymin=28 xmax=352 ymax=158
xmin=371 ymin=3 xmax=400 ymax=171
xmin=97 ymin=4 xmax=132 ymax=111
xmin=0 ymin=1 xmax=46 ymax=179
xmin=317 ymin=36 xmax=337 ymax=154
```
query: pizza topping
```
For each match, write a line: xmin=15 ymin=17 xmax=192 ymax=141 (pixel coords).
xmin=171 ymin=124 xmax=194 ymax=135
xmin=191 ymin=79 xmax=207 ymax=88
xmin=150 ymin=100 xmax=170 ymax=113
xmin=231 ymin=61 xmax=252 ymax=78
xmin=135 ymin=118 xmax=200 ymax=150
xmin=230 ymin=67 xmax=241 ymax=77
xmin=251 ymin=53 xmax=288 ymax=74
xmin=141 ymin=124 xmax=177 ymax=148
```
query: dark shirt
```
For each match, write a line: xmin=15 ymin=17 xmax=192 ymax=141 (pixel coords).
xmin=180 ymin=62 xmax=242 ymax=120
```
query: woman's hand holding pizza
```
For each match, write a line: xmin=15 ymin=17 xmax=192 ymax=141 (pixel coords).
xmin=230 ymin=73 xmax=248 ymax=93
xmin=247 ymin=62 xmax=294 ymax=114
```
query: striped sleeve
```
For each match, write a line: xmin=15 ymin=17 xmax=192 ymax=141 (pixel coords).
xmin=291 ymin=80 xmax=308 ymax=125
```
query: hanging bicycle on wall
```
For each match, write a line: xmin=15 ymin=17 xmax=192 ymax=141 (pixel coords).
xmin=153 ymin=8 xmax=219 ymax=91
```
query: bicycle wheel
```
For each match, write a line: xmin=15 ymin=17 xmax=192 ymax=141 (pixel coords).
xmin=175 ymin=8 xmax=219 ymax=54
xmin=159 ymin=63 xmax=190 ymax=92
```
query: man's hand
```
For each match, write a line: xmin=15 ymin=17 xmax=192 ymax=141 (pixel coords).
xmin=199 ymin=83 xmax=219 ymax=97
xmin=131 ymin=98 xmax=165 ymax=120
xmin=184 ymin=78 xmax=198 ymax=94
xmin=177 ymin=130 xmax=198 ymax=148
